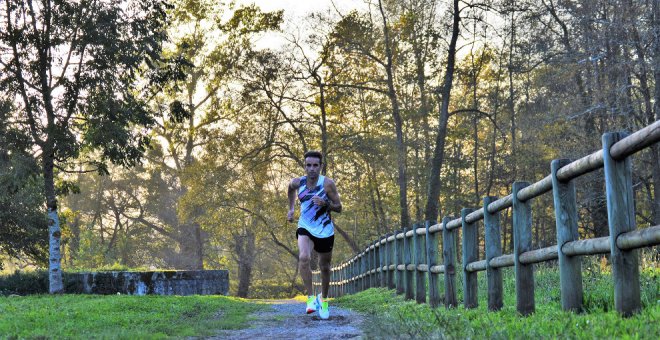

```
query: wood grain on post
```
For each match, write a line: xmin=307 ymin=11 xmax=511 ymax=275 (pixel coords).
xmin=396 ymin=228 xmax=404 ymax=294
xmin=551 ymin=159 xmax=584 ymax=312
xmin=443 ymin=217 xmax=458 ymax=308
xmin=426 ymin=221 xmax=440 ymax=308
xmin=483 ymin=196 xmax=503 ymax=311
xmin=414 ymin=223 xmax=426 ymax=303
xmin=603 ymin=132 xmax=641 ymax=316
xmin=513 ymin=181 xmax=535 ymax=316
xmin=404 ymin=226 xmax=414 ymax=300
xmin=462 ymin=208 xmax=478 ymax=309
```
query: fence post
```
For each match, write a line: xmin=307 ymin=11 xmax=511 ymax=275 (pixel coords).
xmin=373 ymin=240 xmax=380 ymax=288
xmin=462 ymin=208 xmax=478 ymax=309
xmin=551 ymin=159 xmax=583 ymax=312
xmin=374 ymin=240 xmax=380 ymax=288
xmin=368 ymin=243 xmax=374 ymax=289
xmin=333 ymin=268 xmax=337 ymax=297
xmin=396 ymin=228 xmax=405 ymax=294
xmin=426 ymin=220 xmax=440 ymax=308
xmin=352 ymin=258 xmax=357 ymax=294
xmin=512 ymin=181 xmax=534 ymax=315
xmin=338 ymin=265 xmax=343 ymax=297
xmin=342 ymin=263 xmax=347 ymax=296
xmin=602 ymin=132 xmax=641 ymax=316
xmin=356 ymin=256 xmax=360 ymax=293
xmin=378 ymin=234 xmax=387 ymax=287
xmin=413 ymin=223 xmax=426 ymax=303
xmin=373 ymin=242 xmax=377 ymax=287
xmin=483 ymin=196 xmax=503 ymax=311
xmin=442 ymin=217 xmax=458 ymax=308
xmin=367 ymin=241 xmax=376 ymax=289
xmin=387 ymin=232 xmax=396 ymax=289
xmin=360 ymin=251 xmax=366 ymax=292
xmin=404 ymin=226 xmax=415 ymax=300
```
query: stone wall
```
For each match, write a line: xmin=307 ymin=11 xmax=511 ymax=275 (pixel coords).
xmin=65 ymin=270 xmax=229 ymax=296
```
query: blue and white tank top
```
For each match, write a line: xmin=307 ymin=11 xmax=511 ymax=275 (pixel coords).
xmin=297 ymin=175 xmax=334 ymax=238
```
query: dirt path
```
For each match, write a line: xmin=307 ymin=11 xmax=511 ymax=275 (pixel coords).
xmin=209 ymin=299 xmax=365 ymax=339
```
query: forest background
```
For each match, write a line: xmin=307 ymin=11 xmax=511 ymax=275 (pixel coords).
xmin=1 ymin=0 xmax=658 ymax=298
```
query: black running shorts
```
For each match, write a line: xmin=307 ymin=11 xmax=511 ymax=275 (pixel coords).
xmin=296 ymin=228 xmax=334 ymax=253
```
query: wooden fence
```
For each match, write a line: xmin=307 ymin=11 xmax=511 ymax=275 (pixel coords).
xmin=313 ymin=121 xmax=660 ymax=316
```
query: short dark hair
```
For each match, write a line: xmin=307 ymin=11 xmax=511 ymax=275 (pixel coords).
xmin=304 ymin=150 xmax=323 ymax=163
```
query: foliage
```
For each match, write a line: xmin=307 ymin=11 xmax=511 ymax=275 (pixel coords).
xmin=0 ymin=0 xmax=175 ymax=172
xmin=0 ymin=270 xmax=49 ymax=296
xmin=0 ymin=101 xmax=47 ymax=266
xmin=6 ymin=0 xmax=656 ymax=302
xmin=0 ymin=294 xmax=265 ymax=338
xmin=335 ymin=266 xmax=660 ymax=339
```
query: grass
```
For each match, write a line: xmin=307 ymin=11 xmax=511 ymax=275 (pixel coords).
xmin=0 ymin=294 xmax=266 ymax=339
xmin=334 ymin=265 xmax=660 ymax=339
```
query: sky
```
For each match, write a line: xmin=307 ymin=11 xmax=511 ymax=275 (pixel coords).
xmin=235 ymin=0 xmax=366 ymax=20
xmin=232 ymin=0 xmax=369 ymax=51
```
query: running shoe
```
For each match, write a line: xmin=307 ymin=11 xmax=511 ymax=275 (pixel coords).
xmin=305 ymin=295 xmax=319 ymax=314
xmin=317 ymin=293 xmax=329 ymax=320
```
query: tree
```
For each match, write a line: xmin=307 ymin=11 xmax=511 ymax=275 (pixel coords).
xmin=0 ymin=0 xmax=171 ymax=292
xmin=126 ymin=0 xmax=283 ymax=269
xmin=425 ymin=0 xmax=461 ymax=224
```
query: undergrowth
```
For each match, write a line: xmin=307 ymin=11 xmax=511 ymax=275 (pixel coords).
xmin=335 ymin=262 xmax=659 ymax=339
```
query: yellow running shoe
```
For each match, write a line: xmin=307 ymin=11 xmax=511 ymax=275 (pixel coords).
xmin=317 ymin=293 xmax=329 ymax=319
xmin=305 ymin=295 xmax=319 ymax=314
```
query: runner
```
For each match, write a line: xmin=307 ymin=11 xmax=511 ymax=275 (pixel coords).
xmin=287 ymin=151 xmax=342 ymax=320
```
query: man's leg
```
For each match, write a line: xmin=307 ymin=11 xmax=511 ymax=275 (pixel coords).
xmin=319 ymin=251 xmax=332 ymax=298
xmin=298 ymin=235 xmax=315 ymax=296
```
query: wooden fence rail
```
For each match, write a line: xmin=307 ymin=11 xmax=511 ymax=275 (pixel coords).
xmin=313 ymin=120 xmax=660 ymax=316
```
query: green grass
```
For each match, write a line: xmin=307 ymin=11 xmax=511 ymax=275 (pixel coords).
xmin=0 ymin=294 xmax=266 ymax=339
xmin=334 ymin=265 xmax=660 ymax=339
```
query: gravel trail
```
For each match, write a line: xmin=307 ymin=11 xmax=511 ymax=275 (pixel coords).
xmin=209 ymin=299 xmax=365 ymax=340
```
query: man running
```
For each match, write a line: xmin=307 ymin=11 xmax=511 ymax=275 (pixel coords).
xmin=287 ymin=151 xmax=342 ymax=320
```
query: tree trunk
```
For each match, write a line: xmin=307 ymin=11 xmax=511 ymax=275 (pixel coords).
xmin=652 ymin=0 xmax=660 ymax=226
xmin=379 ymin=0 xmax=410 ymax=229
xmin=235 ymin=228 xmax=256 ymax=298
xmin=507 ymin=8 xmax=517 ymax=179
xmin=425 ymin=0 xmax=460 ymax=224
xmin=44 ymin=151 xmax=64 ymax=293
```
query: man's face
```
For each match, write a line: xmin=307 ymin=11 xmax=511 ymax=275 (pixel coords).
xmin=304 ymin=157 xmax=321 ymax=177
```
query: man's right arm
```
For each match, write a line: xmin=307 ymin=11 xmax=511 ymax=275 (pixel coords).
xmin=287 ymin=178 xmax=300 ymax=222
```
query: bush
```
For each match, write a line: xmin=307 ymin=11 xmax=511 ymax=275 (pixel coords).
xmin=0 ymin=270 xmax=48 ymax=295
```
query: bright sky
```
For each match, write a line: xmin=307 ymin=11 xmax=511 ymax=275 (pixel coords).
xmin=233 ymin=0 xmax=369 ymax=51
xmin=235 ymin=0 xmax=365 ymax=19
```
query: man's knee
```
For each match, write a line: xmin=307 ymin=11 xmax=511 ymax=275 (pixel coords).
xmin=299 ymin=254 xmax=311 ymax=265
xmin=319 ymin=262 xmax=331 ymax=272
xmin=319 ymin=256 xmax=331 ymax=272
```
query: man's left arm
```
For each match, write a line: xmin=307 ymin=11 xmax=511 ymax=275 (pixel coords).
xmin=324 ymin=179 xmax=342 ymax=213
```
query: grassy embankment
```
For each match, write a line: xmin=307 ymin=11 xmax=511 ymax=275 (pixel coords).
xmin=334 ymin=262 xmax=660 ymax=339
xmin=0 ymin=294 xmax=266 ymax=339
xmin=1 ymin=259 xmax=658 ymax=338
